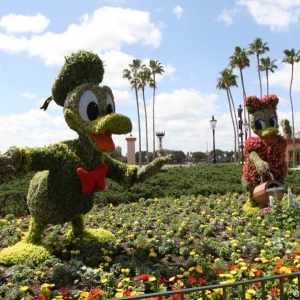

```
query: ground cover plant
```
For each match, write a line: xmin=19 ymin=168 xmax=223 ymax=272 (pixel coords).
xmin=1 ymin=164 xmax=300 ymax=299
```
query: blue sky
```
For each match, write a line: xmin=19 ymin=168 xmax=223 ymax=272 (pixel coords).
xmin=1 ymin=0 xmax=300 ymax=156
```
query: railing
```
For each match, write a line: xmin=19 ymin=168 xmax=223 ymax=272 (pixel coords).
xmin=109 ymin=272 xmax=300 ymax=300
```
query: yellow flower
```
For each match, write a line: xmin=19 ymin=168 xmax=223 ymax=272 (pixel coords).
xmin=80 ymin=292 xmax=89 ymax=298
xmin=213 ymin=288 xmax=223 ymax=295
xmin=121 ymin=268 xmax=130 ymax=274
xmin=41 ymin=283 xmax=55 ymax=290
xmin=220 ymin=279 xmax=235 ymax=284
xmin=196 ymin=266 xmax=203 ymax=273
xmin=20 ymin=286 xmax=29 ymax=292
xmin=279 ymin=266 xmax=292 ymax=273
xmin=177 ymin=279 xmax=184 ymax=286
xmin=115 ymin=292 xmax=123 ymax=298
xmin=169 ymin=276 xmax=176 ymax=282
xmin=245 ymin=289 xmax=256 ymax=299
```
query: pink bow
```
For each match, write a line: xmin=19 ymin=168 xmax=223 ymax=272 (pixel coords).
xmin=77 ymin=164 xmax=108 ymax=195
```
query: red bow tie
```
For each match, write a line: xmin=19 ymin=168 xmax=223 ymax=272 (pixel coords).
xmin=77 ymin=164 xmax=108 ymax=195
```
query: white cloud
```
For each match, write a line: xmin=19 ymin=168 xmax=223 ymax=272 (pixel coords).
xmin=21 ymin=92 xmax=36 ymax=99
xmin=268 ymin=63 xmax=300 ymax=91
xmin=0 ymin=33 xmax=28 ymax=53
xmin=0 ymin=7 xmax=162 ymax=66
xmin=0 ymin=110 xmax=76 ymax=153
xmin=216 ymin=7 xmax=239 ymax=26
xmin=112 ymin=89 xmax=135 ymax=106
xmin=173 ymin=6 xmax=184 ymax=19
xmin=0 ymin=13 xmax=50 ymax=33
xmin=237 ymin=0 xmax=300 ymax=31
xmin=154 ymin=89 xmax=218 ymax=121
xmin=101 ymin=50 xmax=176 ymax=89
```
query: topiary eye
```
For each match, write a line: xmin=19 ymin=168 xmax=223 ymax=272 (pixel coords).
xmin=255 ymin=119 xmax=266 ymax=131
xmin=79 ymin=90 xmax=99 ymax=122
xmin=270 ymin=117 xmax=277 ymax=127
xmin=106 ymin=94 xmax=115 ymax=114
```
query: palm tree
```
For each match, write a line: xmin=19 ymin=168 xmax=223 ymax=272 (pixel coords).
xmin=137 ymin=65 xmax=154 ymax=164
xmin=123 ymin=59 xmax=142 ymax=167
xmin=228 ymin=46 xmax=251 ymax=136
xmin=248 ymin=38 xmax=269 ymax=98
xmin=149 ymin=60 xmax=164 ymax=160
xmin=216 ymin=68 xmax=238 ymax=162
xmin=259 ymin=57 xmax=277 ymax=95
xmin=282 ymin=48 xmax=300 ymax=167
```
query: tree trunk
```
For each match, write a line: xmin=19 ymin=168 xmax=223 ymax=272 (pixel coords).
xmin=229 ymin=89 xmax=239 ymax=163
xmin=142 ymin=88 xmax=149 ymax=164
xmin=152 ymin=85 xmax=156 ymax=160
xmin=227 ymin=89 xmax=237 ymax=163
xmin=135 ymin=88 xmax=142 ymax=167
xmin=257 ymin=54 xmax=262 ymax=98
xmin=290 ymin=64 xmax=296 ymax=167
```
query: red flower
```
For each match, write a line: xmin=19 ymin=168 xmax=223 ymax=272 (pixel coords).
xmin=171 ymin=286 xmax=185 ymax=300
xmin=269 ymin=287 xmax=278 ymax=296
xmin=138 ymin=273 xmax=150 ymax=282
xmin=256 ymin=270 xmax=263 ymax=277
xmin=60 ymin=287 xmax=69 ymax=295
xmin=37 ymin=296 xmax=46 ymax=300
xmin=188 ymin=277 xmax=197 ymax=284
xmin=199 ymin=278 xmax=207 ymax=284
xmin=123 ymin=290 xmax=131 ymax=296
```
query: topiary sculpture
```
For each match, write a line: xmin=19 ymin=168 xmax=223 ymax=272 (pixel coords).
xmin=242 ymin=94 xmax=291 ymax=208
xmin=0 ymin=50 xmax=171 ymax=264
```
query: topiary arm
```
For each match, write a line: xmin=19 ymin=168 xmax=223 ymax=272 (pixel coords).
xmin=0 ymin=146 xmax=31 ymax=182
xmin=249 ymin=151 xmax=269 ymax=176
xmin=103 ymin=154 xmax=172 ymax=189
xmin=0 ymin=143 xmax=80 ymax=182
xmin=103 ymin=154 xmax=138 ymax=190
xmin=136 ymin=155 xmax=173 ymax=183
xmin=280 ymin=119 xmax=292 ymax=140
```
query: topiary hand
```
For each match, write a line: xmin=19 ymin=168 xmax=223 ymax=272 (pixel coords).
xmin=0 ymin=146 xmax=24 ymax=182
xmin=249 ymin=151 xmax=269 ymax=176
xmin=280 ymin=119 xmax=292 ymax=140
xmin=136 ymin=154 xmax=173 ymax=183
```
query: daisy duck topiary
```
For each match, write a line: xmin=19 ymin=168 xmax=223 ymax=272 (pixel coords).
xmin=0 ymin=50 xmax=172 ymax=264
xmin=242 ymin=94 xmax=291 ymax=207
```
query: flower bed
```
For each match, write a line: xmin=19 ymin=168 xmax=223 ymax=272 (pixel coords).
xmin=1 ymin=193 xmax=300 ymax=299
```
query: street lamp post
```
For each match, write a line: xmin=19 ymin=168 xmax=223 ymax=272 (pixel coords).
xmin=244 ymin=119 xmax=250 ymax=140
xmin=209 ymin=116 xmax=217 ymax=163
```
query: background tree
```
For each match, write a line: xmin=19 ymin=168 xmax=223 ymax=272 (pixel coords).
xmin=216 ymin=68 xmax=238 ymax=163
xmin=149 ymin=60 xmax=165 ymax=160
xmin=123 ymin=59 xmax=142 ymax=167
xmin=137 ymin=65 xmax=154 ymax=164
xmin=248 ymin=38 xmax=269 ymax=98
xmin=108 ymin=150 xmax=122 ymax=161
xmin=192 ymin=151 xmax=208 ymax=163
xmin=229 ymin=46 xmax=251 ymax=136
xmin=282 ymin=48 xmax=300 ymax=167
xmin=259 ymin=57 xmax=277 ymax=95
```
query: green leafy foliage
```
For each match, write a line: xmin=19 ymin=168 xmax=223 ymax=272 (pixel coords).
xmin=2 ymin=164 xmax=300 ymax=216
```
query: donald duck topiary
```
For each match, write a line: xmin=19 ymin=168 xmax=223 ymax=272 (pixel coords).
xmin=242 ymin=94 xmax=291 ymax=209
xmin=0 ymin=50 xmax=171 ymax=264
